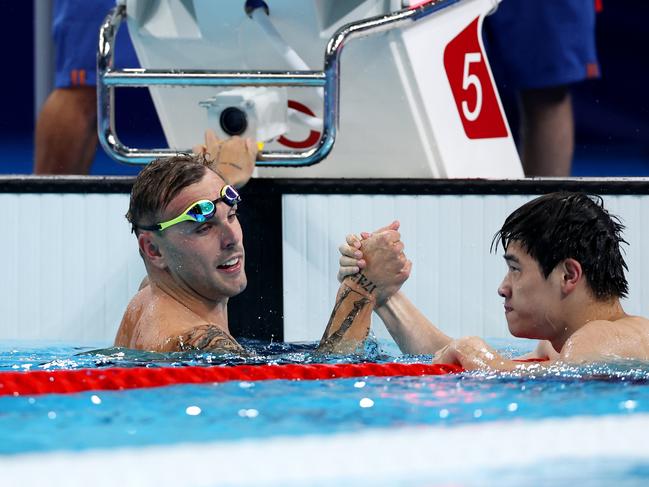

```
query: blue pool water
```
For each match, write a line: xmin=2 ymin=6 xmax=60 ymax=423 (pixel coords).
xmin=0 ymin=339 xmax=648 ymax=452
xmin=1 ymin=339 xmax=649 ymax=486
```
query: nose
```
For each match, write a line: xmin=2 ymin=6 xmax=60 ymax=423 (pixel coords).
xmin=498 ymin=276 xmax=511 ymax=299
xmin=220 ymin=217 xmax=241 ymax=249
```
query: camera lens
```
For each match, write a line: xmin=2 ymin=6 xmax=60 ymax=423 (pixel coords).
xmin=220 ymin=107 xmax=248 ymax=136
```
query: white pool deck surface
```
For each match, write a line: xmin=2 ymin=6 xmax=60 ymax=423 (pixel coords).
xmin=2 ymin=413 xmax=649 ymax=486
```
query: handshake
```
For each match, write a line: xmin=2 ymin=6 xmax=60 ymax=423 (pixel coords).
xmin=337 ymin=220 xmax=412 ymax=306
xmin=318 ymin=221 xmax=412 ymax=354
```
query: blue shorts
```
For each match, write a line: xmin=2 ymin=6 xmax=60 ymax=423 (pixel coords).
xmin=484 ymin=0 xmax=599 ymax=90
xmin=53 ymin=0 xmax=139 ymax=88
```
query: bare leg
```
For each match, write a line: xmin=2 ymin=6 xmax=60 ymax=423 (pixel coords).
xmin=518 ymin=86 xmax=574 ymax=177
xmin=34 ymin=87 xmax=97 ymax=174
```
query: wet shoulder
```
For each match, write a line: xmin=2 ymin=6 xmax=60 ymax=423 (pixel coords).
xmin=116 ymin=287 xmax=198 ymax=350
xmin=618 ymin=315 xmax=649 ymax=342
xmin=137 ymin=289 xmax=208 ymax=348
xmin=570 ymin=316 xmax=649 ymax=361
xmin=114 ymin=287 xmax=150 ymax=346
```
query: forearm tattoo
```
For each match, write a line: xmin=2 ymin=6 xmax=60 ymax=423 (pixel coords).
xmin=176 ymin=324 xmax=244 ymax=353
xmin=346 ymin=272 xmax=377 ymax=295
xmin=318 ymin=286 xmax=372 ymax=353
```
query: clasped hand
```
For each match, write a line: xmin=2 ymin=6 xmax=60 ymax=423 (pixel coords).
xmin=338 ymin=221 xmax=412 ymax=306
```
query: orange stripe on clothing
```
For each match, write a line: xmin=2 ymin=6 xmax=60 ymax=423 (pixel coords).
xmin=70 ymin=69 xmax=78 ymax=86
xmin=586 ymin=62 xmax=600 ymax=79
xmin=79 ymin=69 xmax=86 ymax=86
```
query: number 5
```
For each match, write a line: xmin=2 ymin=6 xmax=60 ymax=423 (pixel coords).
xmin=461 ymin=52 xmax=483 ymax=122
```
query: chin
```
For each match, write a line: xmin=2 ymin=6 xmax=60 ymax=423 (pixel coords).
xmin=507 ymin=318 xmax=527 ymax=338
xmin=507 ymin=317 xmax=543 ymax=340
xmin=226 ymin=275 xmax=247 ymax=297
xmin=235 ymin=277 xmax=247 ymax=295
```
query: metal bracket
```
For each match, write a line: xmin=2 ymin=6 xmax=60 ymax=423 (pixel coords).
xmin=97 ymin=0 xmax=462 ymax=166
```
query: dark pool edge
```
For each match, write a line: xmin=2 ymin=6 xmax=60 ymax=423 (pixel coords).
xmin=3 ymin=176 xmax=649 ymax=195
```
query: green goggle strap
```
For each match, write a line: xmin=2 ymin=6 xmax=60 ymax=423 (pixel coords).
xmin=157 ymin=200 xmax=215 ymax=231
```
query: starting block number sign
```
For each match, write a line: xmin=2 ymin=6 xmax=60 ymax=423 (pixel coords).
xmin=444 ymin=17 xmax=508 ymax=139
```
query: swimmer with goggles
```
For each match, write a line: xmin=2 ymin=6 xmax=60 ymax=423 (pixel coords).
xmin=135 ymin=184 xmax=241 ymax=232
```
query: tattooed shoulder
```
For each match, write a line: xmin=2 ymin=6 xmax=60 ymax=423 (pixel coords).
xmin=175 ymin=324 xmax=245 ymax=353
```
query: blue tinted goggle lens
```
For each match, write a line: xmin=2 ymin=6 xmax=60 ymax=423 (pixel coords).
xmin=187 ymin=200 xmax=216 ymax=222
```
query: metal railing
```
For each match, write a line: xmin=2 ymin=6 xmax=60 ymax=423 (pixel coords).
xmin=97 ymin=0 xmax=463 ymax=166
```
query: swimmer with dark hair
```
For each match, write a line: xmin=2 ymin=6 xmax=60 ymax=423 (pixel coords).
xmin=337 ymin=192 xmax=649 ymax=370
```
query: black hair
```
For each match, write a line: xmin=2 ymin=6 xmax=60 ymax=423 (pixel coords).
xmin=492 ymin=192 xmax=629 ymax=299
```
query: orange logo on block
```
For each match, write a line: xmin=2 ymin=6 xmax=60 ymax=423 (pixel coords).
xmin=444 ymin=17 xmax=508 ymax=139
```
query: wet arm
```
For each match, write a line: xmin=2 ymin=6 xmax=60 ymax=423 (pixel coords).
xmin=433 ymin=336 xmax=541 ymax=371
xmin=317 ymin=274 xmax=376 ymax=354
xmin=375 ymin=291 xmax=452 ymax=355
xmin=516 ymin=340 xmax=559 ymax=360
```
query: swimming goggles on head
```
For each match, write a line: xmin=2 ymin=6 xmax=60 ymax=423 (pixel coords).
xmin=138 ymin=184 xmax=241 ymax=232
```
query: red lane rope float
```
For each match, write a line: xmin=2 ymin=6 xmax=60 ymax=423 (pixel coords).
xmin=0 ymin=362 xmax=463 ymax=397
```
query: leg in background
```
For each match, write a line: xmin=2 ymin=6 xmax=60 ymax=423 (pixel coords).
xmin=34 ymin=86 xmax=97 ymax=174
xmin=518 ymin=86 xmax=574 ymax=177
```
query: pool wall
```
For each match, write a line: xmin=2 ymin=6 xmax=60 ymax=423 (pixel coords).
xmin=2 ymin=177 xmax=649 ymax=344
xmin=282 ymin=187 xmax=649 ymax=342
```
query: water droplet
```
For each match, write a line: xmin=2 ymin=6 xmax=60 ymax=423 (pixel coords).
xmin=90 ymin=395 xmax=102 ymax=405
xmin=507 ymin=402 xmax=518 ymax=412
xmin=354 ymin=381 xmax=366 ymax=388
xmin=47 ymin=411 xmax=57 ymax=420
xmin=439 ymin=409 xmax=449 ymax=419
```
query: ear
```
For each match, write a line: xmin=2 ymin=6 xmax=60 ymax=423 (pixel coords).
xmin=138 ymin=232 xmax=167 ymax=270
xmin=560 ymin=258 xmax=583 ymax=295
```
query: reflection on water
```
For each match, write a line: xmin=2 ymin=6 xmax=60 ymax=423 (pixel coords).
xmin=1 ymin=338 xmax=649 ymax=463
xmin=0 ymin=337 xmax=391 ymax=371
xmin=1 ymin=338 xmax=649 ymax=381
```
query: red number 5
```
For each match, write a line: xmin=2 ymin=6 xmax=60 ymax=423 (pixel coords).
xmin=444 ymin=17 xmax=507 ymax=139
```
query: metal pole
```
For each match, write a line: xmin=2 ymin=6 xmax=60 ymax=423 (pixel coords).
xmin=34 ymin=0 xmax=55 ymax=119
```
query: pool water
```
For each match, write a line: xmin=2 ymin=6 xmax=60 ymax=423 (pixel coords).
xmin=1 ymin=339 xmax=649 ymax=486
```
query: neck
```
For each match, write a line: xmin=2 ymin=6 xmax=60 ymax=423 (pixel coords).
xmin=550 ymin=293 xmax=625 ymax=352
xmin=147 ymin=268 xmax=230 ymax=333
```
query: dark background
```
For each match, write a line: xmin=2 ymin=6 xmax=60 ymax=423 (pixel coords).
xmin=1 ymin=0 xmax=648 ymax=176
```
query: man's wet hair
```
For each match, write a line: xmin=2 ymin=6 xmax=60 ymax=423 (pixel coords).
xmin=492 ymin=192 xmax=629 ymax=299
xmin=127 ymin=154 xmax=210 ymax=234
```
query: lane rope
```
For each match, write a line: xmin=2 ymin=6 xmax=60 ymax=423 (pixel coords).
xmin=0 ymin=362 xmax=463 ymax=396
